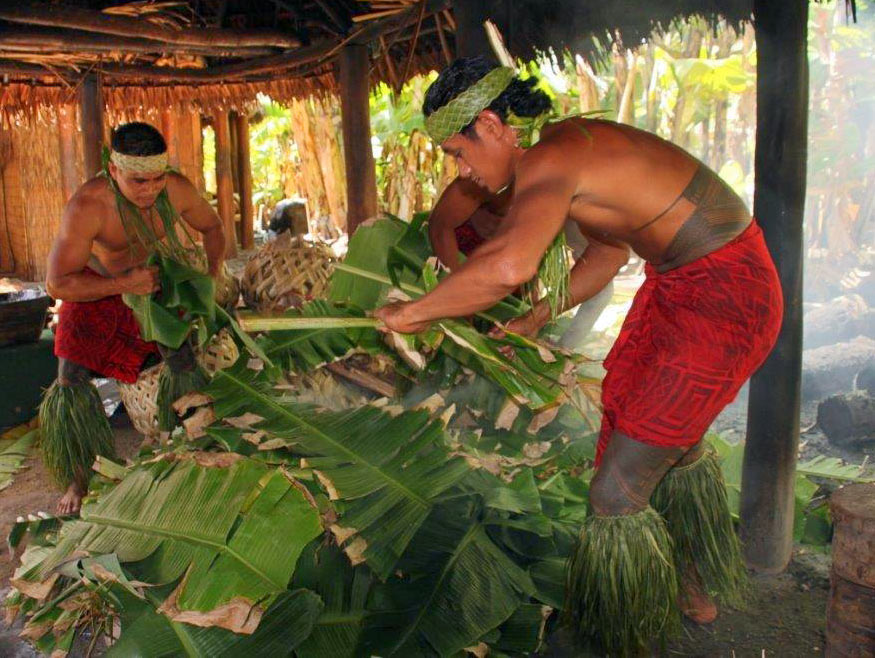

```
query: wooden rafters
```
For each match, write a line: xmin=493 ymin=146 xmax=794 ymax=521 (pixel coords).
xmin=0 ymin=2 xmax=302 ymax=49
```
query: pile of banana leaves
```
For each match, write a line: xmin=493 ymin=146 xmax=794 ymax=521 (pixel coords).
xmin=5 ymin=215 xmax=598 ymax=657
xmin=6 ymin=214 xmax=873 ymax=656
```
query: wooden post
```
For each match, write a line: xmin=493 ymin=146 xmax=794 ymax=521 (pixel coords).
xmin=213 ymin=109 xmax=237 ymax=258
xmin=234 ymin=112 xmax=254 ymax=250
xmin=338 ymin=44 xmax=377 ymax=234
xmin=78 ymin=73 xmax=105 ymax=178
xmin=739 ymin=0 xmax=809 ymax=574
xmin=57 ymin=104 xmax=79 ymax=201
xmin=160 ymin=106 xmax=179 ymax=169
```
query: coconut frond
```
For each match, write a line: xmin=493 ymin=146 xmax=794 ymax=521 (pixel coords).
xmin=206 ymin=361 xmax=471 ymax=579
xmin=18 ymin=455 xmax=322 ymax=633
xmin=0 ymin=425 xmax=38 ymax=491
xmin=38 ymin=381 xmax=115 ymax=490
xmin=652 ymin=450 xmax=748 ymax=609
xmin=564 ymin=507 xmax=680 ymax=656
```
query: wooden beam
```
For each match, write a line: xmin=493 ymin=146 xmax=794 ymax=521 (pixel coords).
xmin=313 ymin=0 xmax=351 ymax=33
xmin=57 ymin=104 xmax=80 ymax=201
xmin=0 ymin=27 xmax=275 ymax=57
xmin=234 ymin=113 xmax=255 ymax=250
xmin=434 ymin=12 xmax=453 ymax=65
xmin=0 ymin=3 xmax=301 ymax=50
xmin=338 ymin=44 xmax=377 ymax=234
xmin=79 ymin=73 xmax=105 ymax=178
xmin=739 ymin=0 xmax=809 ymax=574
xmin=213 ymin=110 xmax=237 ymax=259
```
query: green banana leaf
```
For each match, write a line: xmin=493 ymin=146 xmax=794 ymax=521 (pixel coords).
xmin=292 ymin=541 xmax=376 ymax=658
xmin=380 ymin=503 xmax=536 ymax=657
xmin=0 ymin=428 xmax=37 ymax=492
xmin=257 ymin=300 xmax=384 ymax=372
xmin=206 ymin=362 xmax=470 ymax=579
xmin=107 ymin=586 xmax=323 ymax=658
xmin=22 ymin=456 xmax=321 ymax=630
xmin=124 ymin=254 xmax=215 ymax=349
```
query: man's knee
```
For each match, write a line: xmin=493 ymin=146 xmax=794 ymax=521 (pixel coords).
xmin=58 ymin=358 xmax=92 ymax=386
xmin=589 ymin=466 xmax=649 ymax=516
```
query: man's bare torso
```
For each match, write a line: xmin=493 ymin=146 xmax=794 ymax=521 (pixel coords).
xmin=533 ymin=119 xmax=750 ymax=268
xmin=74 ymin=174 xmax=186 ymax=276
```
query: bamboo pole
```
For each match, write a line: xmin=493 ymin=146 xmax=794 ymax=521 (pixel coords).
xmin=0 ymin=3 xmax=301 ymax=49
xmin=740 ymin=0 xmax=809 ymax=574
xmin=57 ymin=104 xmax=79 ymax=201
xmin=213 ymin=109 xmax=237 ymax=258
xmin=434 ymin=13 xmax=453 ymax=65
xmin=338 ymin=44 xmax=377 ymax=234
xmin=234 ymin=113 xmax=255 ymax=250
xmin=78 ymin=73 xmax=104 ymax=178
xmin=160 ymin=107 xmax=179 ymax=169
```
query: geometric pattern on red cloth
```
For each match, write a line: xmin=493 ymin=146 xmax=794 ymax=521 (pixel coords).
xmin=595 ymin=220 xmax=783 ymax=466
xmin=454 ymin=218 xmax=487 ymax=256
xmin=53 ymin=276 xmax=158 ymax=384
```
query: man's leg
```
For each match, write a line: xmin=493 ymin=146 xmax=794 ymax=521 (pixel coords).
xmin=566 ymin=431 xmax=688 ymax=654
xmin=40 ymin=358 xmax=114 ymax=516
xmin=652 ymin=437 xmax=747 ymax=622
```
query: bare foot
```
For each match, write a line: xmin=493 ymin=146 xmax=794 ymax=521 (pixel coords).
xmin=56 ymin=482 xmax=85 ymax=516
xmin=679 ymin=571 xmax=718 ymax=624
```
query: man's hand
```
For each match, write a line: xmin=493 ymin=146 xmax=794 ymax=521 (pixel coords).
xmin=374 ymin=301 xmax=433 ymax=334
xmin=503 ymin=311 xmax=542 ymax=339
xmin=121 ymin=266 xmax=160 ymax=295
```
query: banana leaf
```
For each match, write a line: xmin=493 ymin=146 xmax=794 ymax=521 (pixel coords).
xmin=124 ymin=254 xmax=215 ymax=350
xmin=256 ymin=300 xmax=385 ymax=372
xmin=380 ymin=503 xmax=536 ymax=657
xmin=206 ymin=362 xmax=470 ymax=579
xmin=107 ymin=586 xmax=323 ymax=658
xmin=292 ymin=541 xmax=376 ymax=658
xmin=21 ymin=456 xmax=321 ymax=631
xmin=0 ymin=428 xmax=37 ymax=492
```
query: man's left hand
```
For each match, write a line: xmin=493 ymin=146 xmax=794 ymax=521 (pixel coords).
xmin=375 ymin=302 xmax=433 ymax=334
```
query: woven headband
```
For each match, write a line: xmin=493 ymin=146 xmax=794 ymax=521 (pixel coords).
xmin=110 ymin=150 xmax=168 ymax=174
xmin=424 ymin=66 xmax=515 ymax=144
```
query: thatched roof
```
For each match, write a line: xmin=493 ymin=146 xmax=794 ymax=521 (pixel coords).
xmin=0 ymin=0 xmax=856 ymax=119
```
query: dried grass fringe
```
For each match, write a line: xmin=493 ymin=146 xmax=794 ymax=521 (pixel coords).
xmin=38 ymin=381 xmax=115 ymax=490
xmin=564 ymin=506 xmax=680 ymax=656
xmin=156 ymin=364 xmax=209 ymax=432
xmin=651 ymin=448 xmax=748 ymax=608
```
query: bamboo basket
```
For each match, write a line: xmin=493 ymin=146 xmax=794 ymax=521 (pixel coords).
xmin=241 ymin=233 xmax=335 ymax=312
xmin=118 ymin=329 xmax=239 ymax=438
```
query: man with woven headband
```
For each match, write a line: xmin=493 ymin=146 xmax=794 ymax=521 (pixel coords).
xmin=43 ymin=121 xmax=225 ymax=515
xmin=376 ymin=57 xmax=782 ymax=654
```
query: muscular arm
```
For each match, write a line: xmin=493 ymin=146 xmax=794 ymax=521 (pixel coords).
xmin=386 ymin=147 xmax=577 ymax=326
xmin=428 ymin=177 xmax=492 ymax=269
xmin=46 ymin=196 xmax=151 ymax=301
xmin=169 ymin=174 xmax=225 ymax=276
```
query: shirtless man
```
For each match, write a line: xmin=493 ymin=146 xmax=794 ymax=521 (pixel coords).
xmin=376 ymin=58 xmax=782 ymax=653
xmin=428 ymin=177 xmax=614 ymax=349
xmin=43 ymin=122 xmax=224 ymax=515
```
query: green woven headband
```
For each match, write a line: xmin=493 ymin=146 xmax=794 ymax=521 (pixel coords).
xmin=424 ymin=66 xmax=515 ymax=144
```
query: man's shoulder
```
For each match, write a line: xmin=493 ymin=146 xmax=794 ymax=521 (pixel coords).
xmin=67 ymin=177 xmax=112 ymax=216
xmin=165 ymin=171 xmax=201 ymax=207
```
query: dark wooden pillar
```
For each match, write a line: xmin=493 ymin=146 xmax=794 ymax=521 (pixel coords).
xmin=213 ymin=109 xmax=237 ymax=259
xmin=57 ymin=104 xmax=79 ymax=201
xmin=78 ymin=73 xmax=105 ymax=177
xmin=234 ymin=112 xmax=254 ymax=250
xmin=740 ymin=0 xmax=809 ymax=574
xmin=338 ymin=44 xmax=377 ymax=234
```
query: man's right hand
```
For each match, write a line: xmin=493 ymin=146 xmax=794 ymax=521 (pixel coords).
xmin=122 ymin=266 xmax=161 ymax=295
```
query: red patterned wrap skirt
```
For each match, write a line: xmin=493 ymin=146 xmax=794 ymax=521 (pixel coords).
xmin=54 ymin=269 xmax=158 ymax=384
xmin=595 ymin=220 xmax=783 ymax=466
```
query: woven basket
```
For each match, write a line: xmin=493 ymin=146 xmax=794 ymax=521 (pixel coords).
xmin=118 ymin=329 xmax=239 ymax=438
xmin=118 ymin=363 xmax=162 ymax=439
xmin=241 ymin=233 xmax=335 ymax=312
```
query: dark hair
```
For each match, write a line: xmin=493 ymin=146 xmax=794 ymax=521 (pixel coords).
xmin=423 ymin=56 xmax=552 ymax=135
xmin=110 ymin=122 xmax=166 ymax=156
